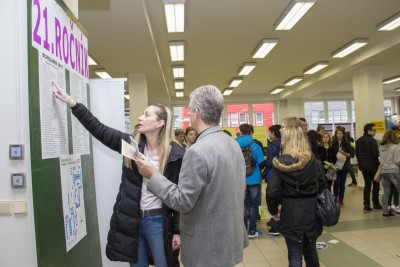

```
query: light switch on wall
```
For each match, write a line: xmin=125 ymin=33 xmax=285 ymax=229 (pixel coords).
xmin=0 ymin=201 xmax=13 ymax=215
xmin=13 ymin=200 xmax=27 ymax=214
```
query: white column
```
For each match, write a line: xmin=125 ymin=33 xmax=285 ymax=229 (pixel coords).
xmin=89 ymin=78 xmax=127 ymax=267
xmin=277 ymin=99 xmax=304 ymax=122
xmin=353 ymin=66 xmax=384 ymax=188
xmin=128 ymin=73 xmax=148 ymax=132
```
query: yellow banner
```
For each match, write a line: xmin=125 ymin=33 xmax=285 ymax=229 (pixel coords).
xmin=371 ymin=120 xmax=386 ymax=133
xmin=253 ymin=126 xmax=268 ymax=147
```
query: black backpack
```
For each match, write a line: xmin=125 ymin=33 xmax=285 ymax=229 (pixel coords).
xmin=241 ymin=141 xmax=256 ymax=175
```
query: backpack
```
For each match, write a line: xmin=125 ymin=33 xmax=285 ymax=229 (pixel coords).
xmin=241 ymin=141 xmax=256 ymax=175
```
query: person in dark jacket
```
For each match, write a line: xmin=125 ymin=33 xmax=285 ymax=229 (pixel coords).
xmin=53 ymin=82 xmax=184 ymax=267
xmin=299 ymin=118 xmax=320 ymax=160
xmin=356 ymin=123 xmax=382 ymax=212
xmin=318 ymin=132 xmax=337 ymax=192
xmin=332 ymin=127 xmax=354 ymax=207
xmin=267 ymin=117 xmax=325 ymax=267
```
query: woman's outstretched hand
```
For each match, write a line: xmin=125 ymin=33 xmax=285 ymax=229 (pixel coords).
xmin=52 ymin=81 xmax=77 ymax=107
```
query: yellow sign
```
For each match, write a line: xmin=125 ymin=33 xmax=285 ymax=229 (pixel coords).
xmin=371 ymin=120 xmax=386 ymax=133
xmin=253 ymin=126 xmax=268 ymax=147
xmin=221 ymin=127 xmax=236 ymax=138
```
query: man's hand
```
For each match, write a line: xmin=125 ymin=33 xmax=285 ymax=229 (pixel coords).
xmin=134 ymin=156 xmax=157 ymax=178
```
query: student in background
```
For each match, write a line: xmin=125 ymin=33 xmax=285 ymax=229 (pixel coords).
xmin=318 ymin=132 xmax=336 ymax=192
xmin=184 ymin=127 xmax=197 ymax=149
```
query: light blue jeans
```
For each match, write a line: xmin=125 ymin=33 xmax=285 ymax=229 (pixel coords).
xmin=129 ymin=214 xmax=167 ymax=267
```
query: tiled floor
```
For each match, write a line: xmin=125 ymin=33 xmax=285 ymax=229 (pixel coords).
xmin=235 ymin=177 xmax=400 ymax=267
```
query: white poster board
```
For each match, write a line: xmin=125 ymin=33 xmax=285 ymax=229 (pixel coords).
xmin=59 ymin=154 xmax=87 ymax=252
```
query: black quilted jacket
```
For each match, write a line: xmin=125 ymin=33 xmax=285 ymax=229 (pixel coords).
xmin=71 ymin=103 xmax=184 ymax=265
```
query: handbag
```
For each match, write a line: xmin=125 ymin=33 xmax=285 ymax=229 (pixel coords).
xmin=374 ymin=146 xmax=390 ymax=183
xmin=315 ymin=162 xmax=340 ymax=226
xmin=325 ymin=168 xmax=337 ymax=181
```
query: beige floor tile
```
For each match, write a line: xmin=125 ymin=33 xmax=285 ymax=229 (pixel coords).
xmin=360 ymin=248 xmax=394 ymax=260
xmin=375 ymin=258 xmax=400 ymax=267
xmin=243 ymin=262 xmax=270 ymax=267
xmin=266 ymin=259 xmax=289 ymax=267
xmin=243 ymin=252 xmax=267 ymax=263
xmin=371 ymin=240 xmax=397 ymax=249
xmin=262 ymin=251 xmax=287 ymax=261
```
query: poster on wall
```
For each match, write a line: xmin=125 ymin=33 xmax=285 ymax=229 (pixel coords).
xmin=39 ymin=51 xmax=69 ymax=159
xmin=32 ymin=0 xmax=90 ymax=158
xmin=70 ymin=73 xmax=90 ymax=155
xmin=59 ymin=154 xmax=87 ymax=252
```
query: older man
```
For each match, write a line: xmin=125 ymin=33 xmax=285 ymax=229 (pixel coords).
xmin=135 ymin=85 xmax=248 ymax=267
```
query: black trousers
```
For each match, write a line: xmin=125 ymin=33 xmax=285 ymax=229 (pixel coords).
xmin=362 ymin=170 xmax=380 ymax=207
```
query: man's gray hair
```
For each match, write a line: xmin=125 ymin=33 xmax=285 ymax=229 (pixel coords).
xmin=189 ymin=85 xmax=224 ymax=125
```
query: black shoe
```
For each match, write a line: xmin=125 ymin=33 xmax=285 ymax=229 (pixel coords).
xmin=363 ymin=206 xmax=373 ymax=213
xmin=268 ymin=226 xmax=280 ymax=236
xmin=373 ymin=204 xmax=383 ymax=210
xmin=266 ymin=218 xmax=272 ymax=226
xmin=383 ymin=212 xmax=395 ymax=217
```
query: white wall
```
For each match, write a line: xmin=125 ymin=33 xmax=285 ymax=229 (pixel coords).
xmin=89 ymin=79 xmax=128 ymax=267
xmin=0 ymin=0 xmax=37 ymax=266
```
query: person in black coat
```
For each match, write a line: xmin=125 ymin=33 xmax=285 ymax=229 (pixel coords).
xmin=53 ymin=82 xmax=184 ymax=266
xmin=267 ymin=117 xmax=325 ymax=267
xmin=318 ymin=132 xmax=337 ymax=192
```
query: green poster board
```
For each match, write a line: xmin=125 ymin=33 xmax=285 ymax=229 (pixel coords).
xmin=27 ymin=0 xmax=102 ymax=266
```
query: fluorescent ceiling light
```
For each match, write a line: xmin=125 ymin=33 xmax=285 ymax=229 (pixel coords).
xmin=284 ymin=76 xmax=303 ymax=86
xmin=163 ymin=0 xmax=185 ymax=33
xmin=383 ymin=75 xmax=400 ymax=84
xmin=303 ymin=61 xmax=329 ymax=74
xmin=228 ymin=78 xmax=243 ymax=88
xmin=274 ymin=0 xmax=317 ymax=30
xmin=88 ymin=56 xmax=97 ymax=65
xmin=270 ymin=87 xmax=285 ymax=94
xmin=175 ymin=90 xmax=184 ymax=97
xmin=94 ymin=69 xmax=112 ymax=79
xmin=172 ymin=65 xmax=184 ymax=78
xmin=332 ymin=39 xmax=368 ymax=58
xmin=238 ymin=63 xmax=256 ymax=76
xmin=394 ymin=87 xmax=400 ymax=92
xmin=377 ymin=11 xmax=400 ymax=31
xmin=169 ymin=41 xmax=185 ymax=61
xmin=175 ymin=80 xmax=184 ymax=89
xmin=223 ymin=88 xmax=234 ymax=96
xmin=252 ymin=39 xmax=279 ymax=58
xmin=124 ymin=94 xmax=130 ymax=100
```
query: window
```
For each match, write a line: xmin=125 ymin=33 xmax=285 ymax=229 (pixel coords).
xmin=255 ymin=112 xmax=263 ymax=126
xmin=384 ymin=99 xmax=392 ymax=116
xmin=239 ymin=113 xmax=247 ymax=124
xmin=327 ymin=101 xmax=348 ymax=123
xmin=226 ymin=104 xmax=249 ymax=127
xmin=173 ymin=106 xmax=190 ymax=129
xmin=231 ymin=113 xmax=239 ymax=127
xmin=304 ymin=102 xmax=325 ymax=130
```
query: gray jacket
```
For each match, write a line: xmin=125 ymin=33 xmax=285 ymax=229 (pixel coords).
xmin=379 ymin=144 xmax=400 ymax=173
xmin=148 ymin=126 xmax=249 ymax=267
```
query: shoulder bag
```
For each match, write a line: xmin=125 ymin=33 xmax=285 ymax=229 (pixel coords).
xmin=315 ymin=162 xmax=340 ymax=226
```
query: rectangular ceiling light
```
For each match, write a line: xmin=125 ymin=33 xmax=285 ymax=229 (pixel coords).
xmin=383 ymin=75 xmax=400 ymax=84
xmin=303 ymin=61 xmax=329 ymax=74
xmin=377 ymin=11 xmax=400 ymax=31
xmin=394 ymin=87 xmax=400 ymax=92
xmin=223 ymin=88 xmax=234 ymax=96
xmin=270 ymin=87 xmax=285 ymax=94
xmin=175 ymin=90 xmax=184 ymax=97
xmin=274 ymin=0 xmax=317 ymax=30
xmin=175 ymin=80 xmax=184 ymax=89
xmin=284 ymin=76 xmax=303 ymax=86
xmin=332 ymin=39 xmax=368 ymax=58
xmin=95 ymin=69 xmax=112 ymax=79
xmin=124 ymin=94 xmax=130 ymax=100
xmin=88 ymin=56 xmax=97 ymax=65
xmin=252 ymin=39 xmax=279 ymax=58
xmin=172 ymin=65 xmax=184 ymax=78
xmin=228 ymin=78 xmax=243 ymax=87
xmin=163 ymin=0 xmax=186 ymax=33
xmin=238 ymin=63 xmax=256 ymax=76
xmin=169 ymin=41 xmax=185 ymax=61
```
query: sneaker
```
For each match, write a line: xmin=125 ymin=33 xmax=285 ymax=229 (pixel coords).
xmin=248 ymin=230 xmax=262 ymax=239
xmin=266 ymin=218 xmax=273 ymax=226
xmin=373 ymin=204 xmax=383 ymax=210
xmin=363 ymin=206 xmax=373 ymax=213
xmin=268 ymin=226 xmax=280 ymax=236
xmin=391 ymin=205 xmax=400 ymax=213
xmin=347 ymin=183 xmax=357 ymax=187
xmin=383 ymin=212 xmax=395 ymax=217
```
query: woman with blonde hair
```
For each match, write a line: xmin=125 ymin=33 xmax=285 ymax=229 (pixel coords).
xmin=379 ymin=130 xmax=400 ymax=217
xmin=53 ymin=82 xmax=184 ymax=267
xmin=267 ymin=117 xmax=325 ymax=267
